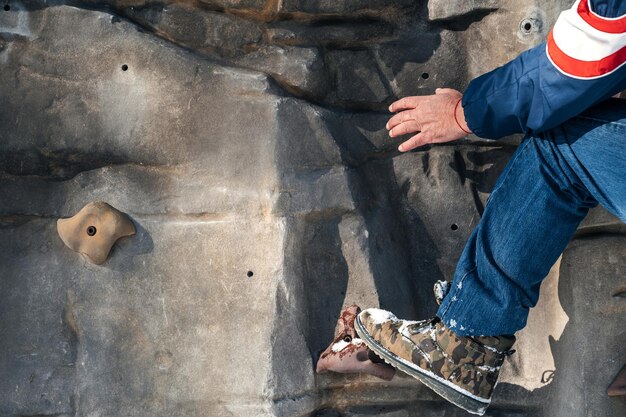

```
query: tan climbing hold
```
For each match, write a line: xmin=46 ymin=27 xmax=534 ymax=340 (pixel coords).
xmin=57 ymin=201 xmax=136 ymax=265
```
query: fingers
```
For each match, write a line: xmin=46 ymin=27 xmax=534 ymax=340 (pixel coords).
xmin=389 ymin=96 xmax=423 ymax=112
xmin=435 ymin=88 xmax=456 ymax=95
xmin=398 ymin=132 xmax=430 ymax=152
xmin=389 ymin=120 xmax=421 ymax=137
xmin=386 ymin=110 xmax=416 ymax=131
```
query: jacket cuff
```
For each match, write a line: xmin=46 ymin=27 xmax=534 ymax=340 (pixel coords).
xmin=461 ymin=93 xmax=488 ymax=139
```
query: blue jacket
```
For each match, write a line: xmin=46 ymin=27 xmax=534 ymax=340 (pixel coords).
xmin=463 ymin=0 xmax=626 ymax=139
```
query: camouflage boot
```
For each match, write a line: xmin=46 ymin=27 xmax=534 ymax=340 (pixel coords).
xmin=354 ymin=309 xmax=515 ymax=415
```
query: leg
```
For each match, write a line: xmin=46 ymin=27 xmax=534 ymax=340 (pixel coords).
xmin=438 ymin=99 xmax=626 ymax=336
xmin=355 ymin=99 xmax=626 ymax=414
xmin=555 ymin=98 xmax=626 ymax=223
xmin=354 ymin=134 xmax=594 ymax=414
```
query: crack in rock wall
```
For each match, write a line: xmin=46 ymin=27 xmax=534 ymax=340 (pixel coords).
xmin=0 ymin=1 xmax=625 ymax=416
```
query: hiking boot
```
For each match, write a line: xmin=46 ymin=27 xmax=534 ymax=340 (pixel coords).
xmin=354 ymin=308 xmax=515 ymax=415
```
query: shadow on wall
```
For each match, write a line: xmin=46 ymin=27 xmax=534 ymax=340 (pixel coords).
xmin=300 ymin=214 xmax=351 ymax=360
xmin=106 ymin=218 xmax=155 ymax=272
xmin=540 ymin=235 xmax=626 ymax=417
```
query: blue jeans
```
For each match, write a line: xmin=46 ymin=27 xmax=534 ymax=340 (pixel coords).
xmin=437 ymin=98 xmax=626 ymax=336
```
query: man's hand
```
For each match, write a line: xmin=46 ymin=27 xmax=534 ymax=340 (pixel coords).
xmin=386 ymin=88 xmax=471 ymax=152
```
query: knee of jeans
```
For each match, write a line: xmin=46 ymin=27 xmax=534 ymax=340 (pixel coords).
xmin=524 ymin=133 xmax=596 ymax=204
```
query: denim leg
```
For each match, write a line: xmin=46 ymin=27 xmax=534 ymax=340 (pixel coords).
xmin=437 ymin=128 xmax=601 ymax=336
xmin=555 ymin=99 xmax=626 ymax=223
xmin=437 ymin=99 xmax=626 ymax=336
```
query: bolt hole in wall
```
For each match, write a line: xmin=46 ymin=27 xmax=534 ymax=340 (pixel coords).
xmin=520 ymin=18 xmax=534 ymax=34
xmin=121 ymin=64 xmax=129 ymax=71
xmin=421 ymin=72 xmax=429 ymax=80
xmin=450 ymin=224 xmax=459 ymax=231
xmin=247 ymin=270 xmax=254 ymax=278
xmin=87 ymin=226 xmax=97 ymax=236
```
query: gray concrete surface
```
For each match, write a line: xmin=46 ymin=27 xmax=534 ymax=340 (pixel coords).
xmin=0 ymin=1 xmax=624 ymax=416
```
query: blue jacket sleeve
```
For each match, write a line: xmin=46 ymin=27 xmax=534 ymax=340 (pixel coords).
xmin=463 ymin=0 xmax=626 ymax=139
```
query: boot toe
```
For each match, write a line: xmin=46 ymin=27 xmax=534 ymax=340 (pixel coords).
xmin=358 ymin=308 xmax=397 ymax=337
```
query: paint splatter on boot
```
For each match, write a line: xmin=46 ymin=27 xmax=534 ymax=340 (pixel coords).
xmin=316 ymin=305 xmax=395 ymax=381
xmin=354 ymin=308 xmax=515 ymax=415
xmin=433 ymin=280 xmax=451 ymax=306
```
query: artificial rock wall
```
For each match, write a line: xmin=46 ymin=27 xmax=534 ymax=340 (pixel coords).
xmin=0 ymin=1 xmax=625 ymax=416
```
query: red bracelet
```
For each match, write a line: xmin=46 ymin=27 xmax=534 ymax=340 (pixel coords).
xmin=454 ymin=98 xmax=472 ymax=135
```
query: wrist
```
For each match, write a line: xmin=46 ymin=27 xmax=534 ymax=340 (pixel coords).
xmin=454 ymin=97 xmax=472 ymax=135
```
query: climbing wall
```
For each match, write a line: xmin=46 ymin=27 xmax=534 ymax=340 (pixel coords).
xmin=1 ymin=0 xmax=624 ymax=416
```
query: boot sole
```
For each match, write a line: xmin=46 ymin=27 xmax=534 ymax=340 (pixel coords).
xmin=355 ymin=315 xmax=489 ymax=416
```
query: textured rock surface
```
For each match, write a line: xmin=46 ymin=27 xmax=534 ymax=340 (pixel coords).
xmin=0 ymin=1 xmax=624 ymax=417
